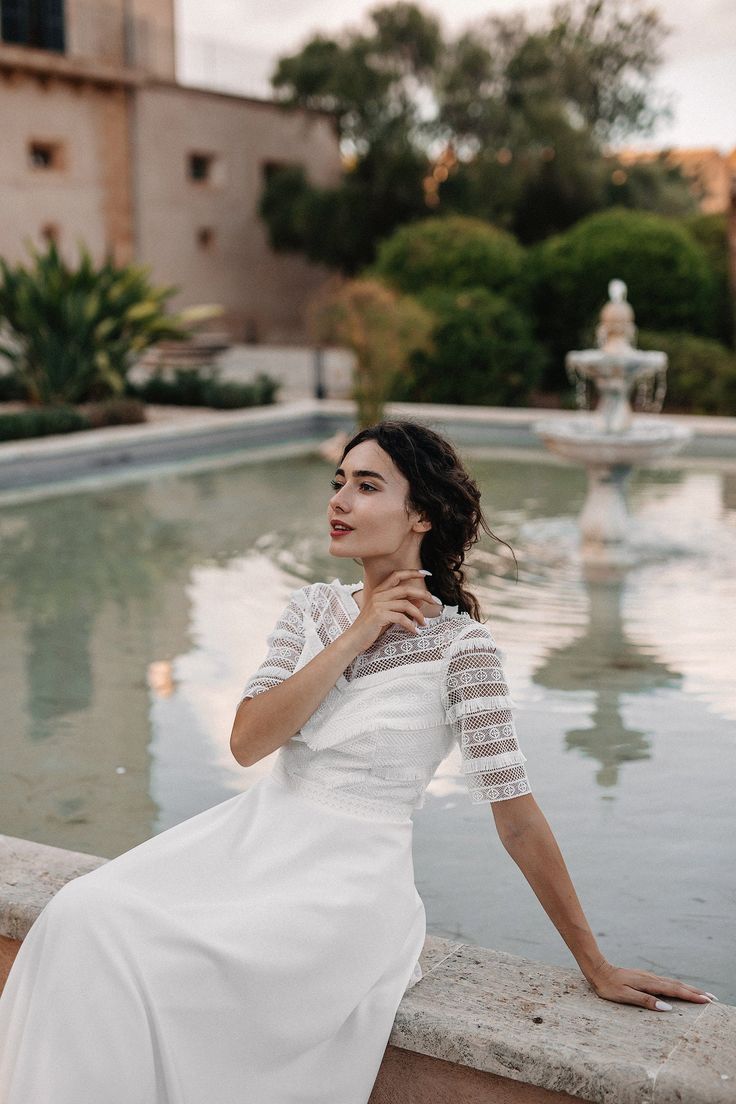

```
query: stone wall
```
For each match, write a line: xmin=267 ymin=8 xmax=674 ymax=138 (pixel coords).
xmin=0 ymin=2 xmax=342 ymax=344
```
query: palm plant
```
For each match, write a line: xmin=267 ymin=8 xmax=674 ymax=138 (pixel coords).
xmin=0 ymin=240 xmax=219 ymax=405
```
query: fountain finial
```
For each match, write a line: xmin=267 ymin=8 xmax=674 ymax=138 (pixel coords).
xmin=608 ymin=279 xmax=627 ymax=303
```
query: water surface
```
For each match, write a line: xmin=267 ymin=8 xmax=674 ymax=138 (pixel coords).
xmin=1 ymin=449 xmax=734 ymax=1000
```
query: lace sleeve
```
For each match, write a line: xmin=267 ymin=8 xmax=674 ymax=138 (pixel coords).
xmin=237 ymin=586 xmax=308 ymax=704
xmin=441 ymin=624 xmax=531 ymax=804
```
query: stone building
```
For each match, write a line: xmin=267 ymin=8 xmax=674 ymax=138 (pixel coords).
xmin=0 ymin=0 xmax=342 ymax=342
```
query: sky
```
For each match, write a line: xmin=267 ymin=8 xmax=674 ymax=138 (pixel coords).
xmin=175 ymin=0 xmax=735 ymax=152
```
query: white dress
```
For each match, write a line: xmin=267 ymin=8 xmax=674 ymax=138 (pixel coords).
xmin=0 ymin=578 xmax=531 ymax=1104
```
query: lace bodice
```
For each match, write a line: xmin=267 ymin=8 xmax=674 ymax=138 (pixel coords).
xmin=238 ymin=579 xmax=531 ymax=822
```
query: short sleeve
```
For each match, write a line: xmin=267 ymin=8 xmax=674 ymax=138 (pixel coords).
xmin=441 ymin=624 xmax=531 ymax=804
xmin=237 ymin=587 xmax=308 ymax=705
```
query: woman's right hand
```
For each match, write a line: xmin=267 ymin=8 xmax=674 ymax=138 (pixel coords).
xmin=346 ymin=569 xmax=436 ymax=652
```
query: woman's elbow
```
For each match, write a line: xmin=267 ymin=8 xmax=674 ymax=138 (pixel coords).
xmin=230 ymin=699 xmax=257 ymax=767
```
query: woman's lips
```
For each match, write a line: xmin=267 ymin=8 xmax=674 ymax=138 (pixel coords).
xmin=330 ymin=525 xmax=353 ymax=537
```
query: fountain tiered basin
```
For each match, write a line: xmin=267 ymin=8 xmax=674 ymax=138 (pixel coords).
xmin=535 ymin=414 xmax=691 ymax=467
xmin=533 ymin=279 xmax=692 ymax=564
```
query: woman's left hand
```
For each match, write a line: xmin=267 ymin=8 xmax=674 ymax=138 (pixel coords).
xmin=586 ymin=960 xmax=716 ymax=1011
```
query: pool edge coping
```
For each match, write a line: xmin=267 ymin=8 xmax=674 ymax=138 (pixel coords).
xmin=0 ymin=831 xmax=733 ymax=1104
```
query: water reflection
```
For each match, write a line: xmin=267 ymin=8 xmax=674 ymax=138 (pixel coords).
xmin=0 ymin=453 xmax=734 ymax=840
xmin=0 ymin=488 xmax=197 ymax=854
xmin=533 ymin=574 xmax=681 ymax=789
xmin=1 ymin=449 xmax=735 ymax=999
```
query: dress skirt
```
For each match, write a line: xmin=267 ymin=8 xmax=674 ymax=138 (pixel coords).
xmin=0 ymin=772 xmax=427 ymax=1104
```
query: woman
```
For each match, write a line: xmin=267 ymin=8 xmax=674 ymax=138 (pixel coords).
xmin=0 ymin=418 xmax=715 ymax=1103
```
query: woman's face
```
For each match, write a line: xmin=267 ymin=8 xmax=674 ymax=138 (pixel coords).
xmin=326 ymin=440 xmax=430 ymax=564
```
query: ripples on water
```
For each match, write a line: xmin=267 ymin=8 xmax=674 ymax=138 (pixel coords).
xmin=1 ymin=451 xmax=734 ymax=998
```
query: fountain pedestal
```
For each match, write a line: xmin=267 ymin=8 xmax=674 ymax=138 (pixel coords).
xmin=579 ymin=463 xmax=630 ymax=548
xmin=534 ymin=281 xmax=692 ymax=564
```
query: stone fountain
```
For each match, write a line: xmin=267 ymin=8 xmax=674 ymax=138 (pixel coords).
xmin=534 ymin=280 xmax=692 ymax=565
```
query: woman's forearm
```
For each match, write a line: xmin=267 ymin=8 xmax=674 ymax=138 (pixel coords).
xmin=230 ymin=629 xmax=363 ymax=767
xmin=500 ymin=804 xmax=607 ymax=981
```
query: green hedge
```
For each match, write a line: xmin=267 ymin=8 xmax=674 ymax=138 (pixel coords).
xmin=0 ymin=406 xmax=91 ymax=442
xmin=527 ymin=208 xmax=720 ymax=387
xmin=370 ymin=215 xmax=525 ymax=297
xmin=127 ymin=369 xmax=279 ymax=408
xmin=0 ymin=397 xmax=150 ymax=441
xmin=638 ymin=330 xmax=736 ymax=416
xmin=387 ymin=287 xmax=544 ymax=406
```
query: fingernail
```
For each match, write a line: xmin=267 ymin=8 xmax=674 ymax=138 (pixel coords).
xmin=431 ymin=595 xmax=443 ymax=604
xmin=418 ymin=569 xmax=432 ymax=575
xmin=655 ymin=1000 xmax=672 ymax=1011
xmin=705 ymin=992 xmax=720 ymax=1001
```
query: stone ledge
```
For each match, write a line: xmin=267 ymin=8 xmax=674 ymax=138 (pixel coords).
xmin=0 ymin=833 xmax=107 ymax=941
xmin=0 ymin=832 xmax=733 ymax=1102
xmin=402 ymin=938 xmax=735 ymax=1103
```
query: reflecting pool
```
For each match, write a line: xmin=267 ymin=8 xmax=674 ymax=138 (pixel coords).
xmin=1 ymin=448 xmax=734 ymax=1000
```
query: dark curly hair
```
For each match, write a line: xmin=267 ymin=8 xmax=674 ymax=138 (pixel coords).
xmin=339 ymin=417 xmax=517 ymax=621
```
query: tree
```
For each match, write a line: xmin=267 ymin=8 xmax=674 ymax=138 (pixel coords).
xmin=433 ymin=1 xmax=689 ymax=240
xmin=260 ymin=0 xmax=688 ymax=271
xmin=261 ymin=4 xmax=441 ymax=273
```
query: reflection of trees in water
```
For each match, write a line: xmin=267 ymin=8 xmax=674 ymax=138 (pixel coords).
xmin=0 ymin=454 xmax=336 ymax=745
xmin=0 ymin=488 xmax=191 ymax=740
xmin=534 ymin=573 xmax=682 ymax=790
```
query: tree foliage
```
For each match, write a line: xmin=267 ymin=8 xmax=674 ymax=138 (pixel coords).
xmin=526 ymin=208 xmax=718 ymax=385
xmin=260 ymin=0 xmax=692 ymax=271
xmin=638 ymin=330 xmax=736 ymax=415
xmin=307 ymin=276 xmax=434 ymax=425
xmin=370 ymin=215 xmax=524 ymax=295
xmin=392 ymin=286 xmax=544 ymax=406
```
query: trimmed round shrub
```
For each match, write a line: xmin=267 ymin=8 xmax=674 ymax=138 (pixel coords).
xmin=638 ymin=330 xmax=736 ymax=415
xmin=371 ymin=215 xmax=525 ymax=298
xmin=527 ymin=208 xmax=719 ymax=387
xmin=387 ymin=287 xmax=545 ymax=407
xmin=683 ymin=213 xmax=734 ymax=349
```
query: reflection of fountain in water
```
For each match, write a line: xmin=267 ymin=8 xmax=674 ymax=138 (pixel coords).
xmin=532 ymin=574 xmax=682 ymax=790
xmin=534 ymin=280 xmax=692 ymax=568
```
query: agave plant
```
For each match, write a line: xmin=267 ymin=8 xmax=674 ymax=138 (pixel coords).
xmin=0 ymin=240 xmax=221 ymax=405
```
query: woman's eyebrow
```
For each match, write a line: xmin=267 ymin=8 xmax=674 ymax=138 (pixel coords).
xmin=334 ymin=468 xmax=388 ymax=484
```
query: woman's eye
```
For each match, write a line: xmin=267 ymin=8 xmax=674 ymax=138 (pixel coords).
xmin=329 ymin=480 xmax=376 ymax=492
